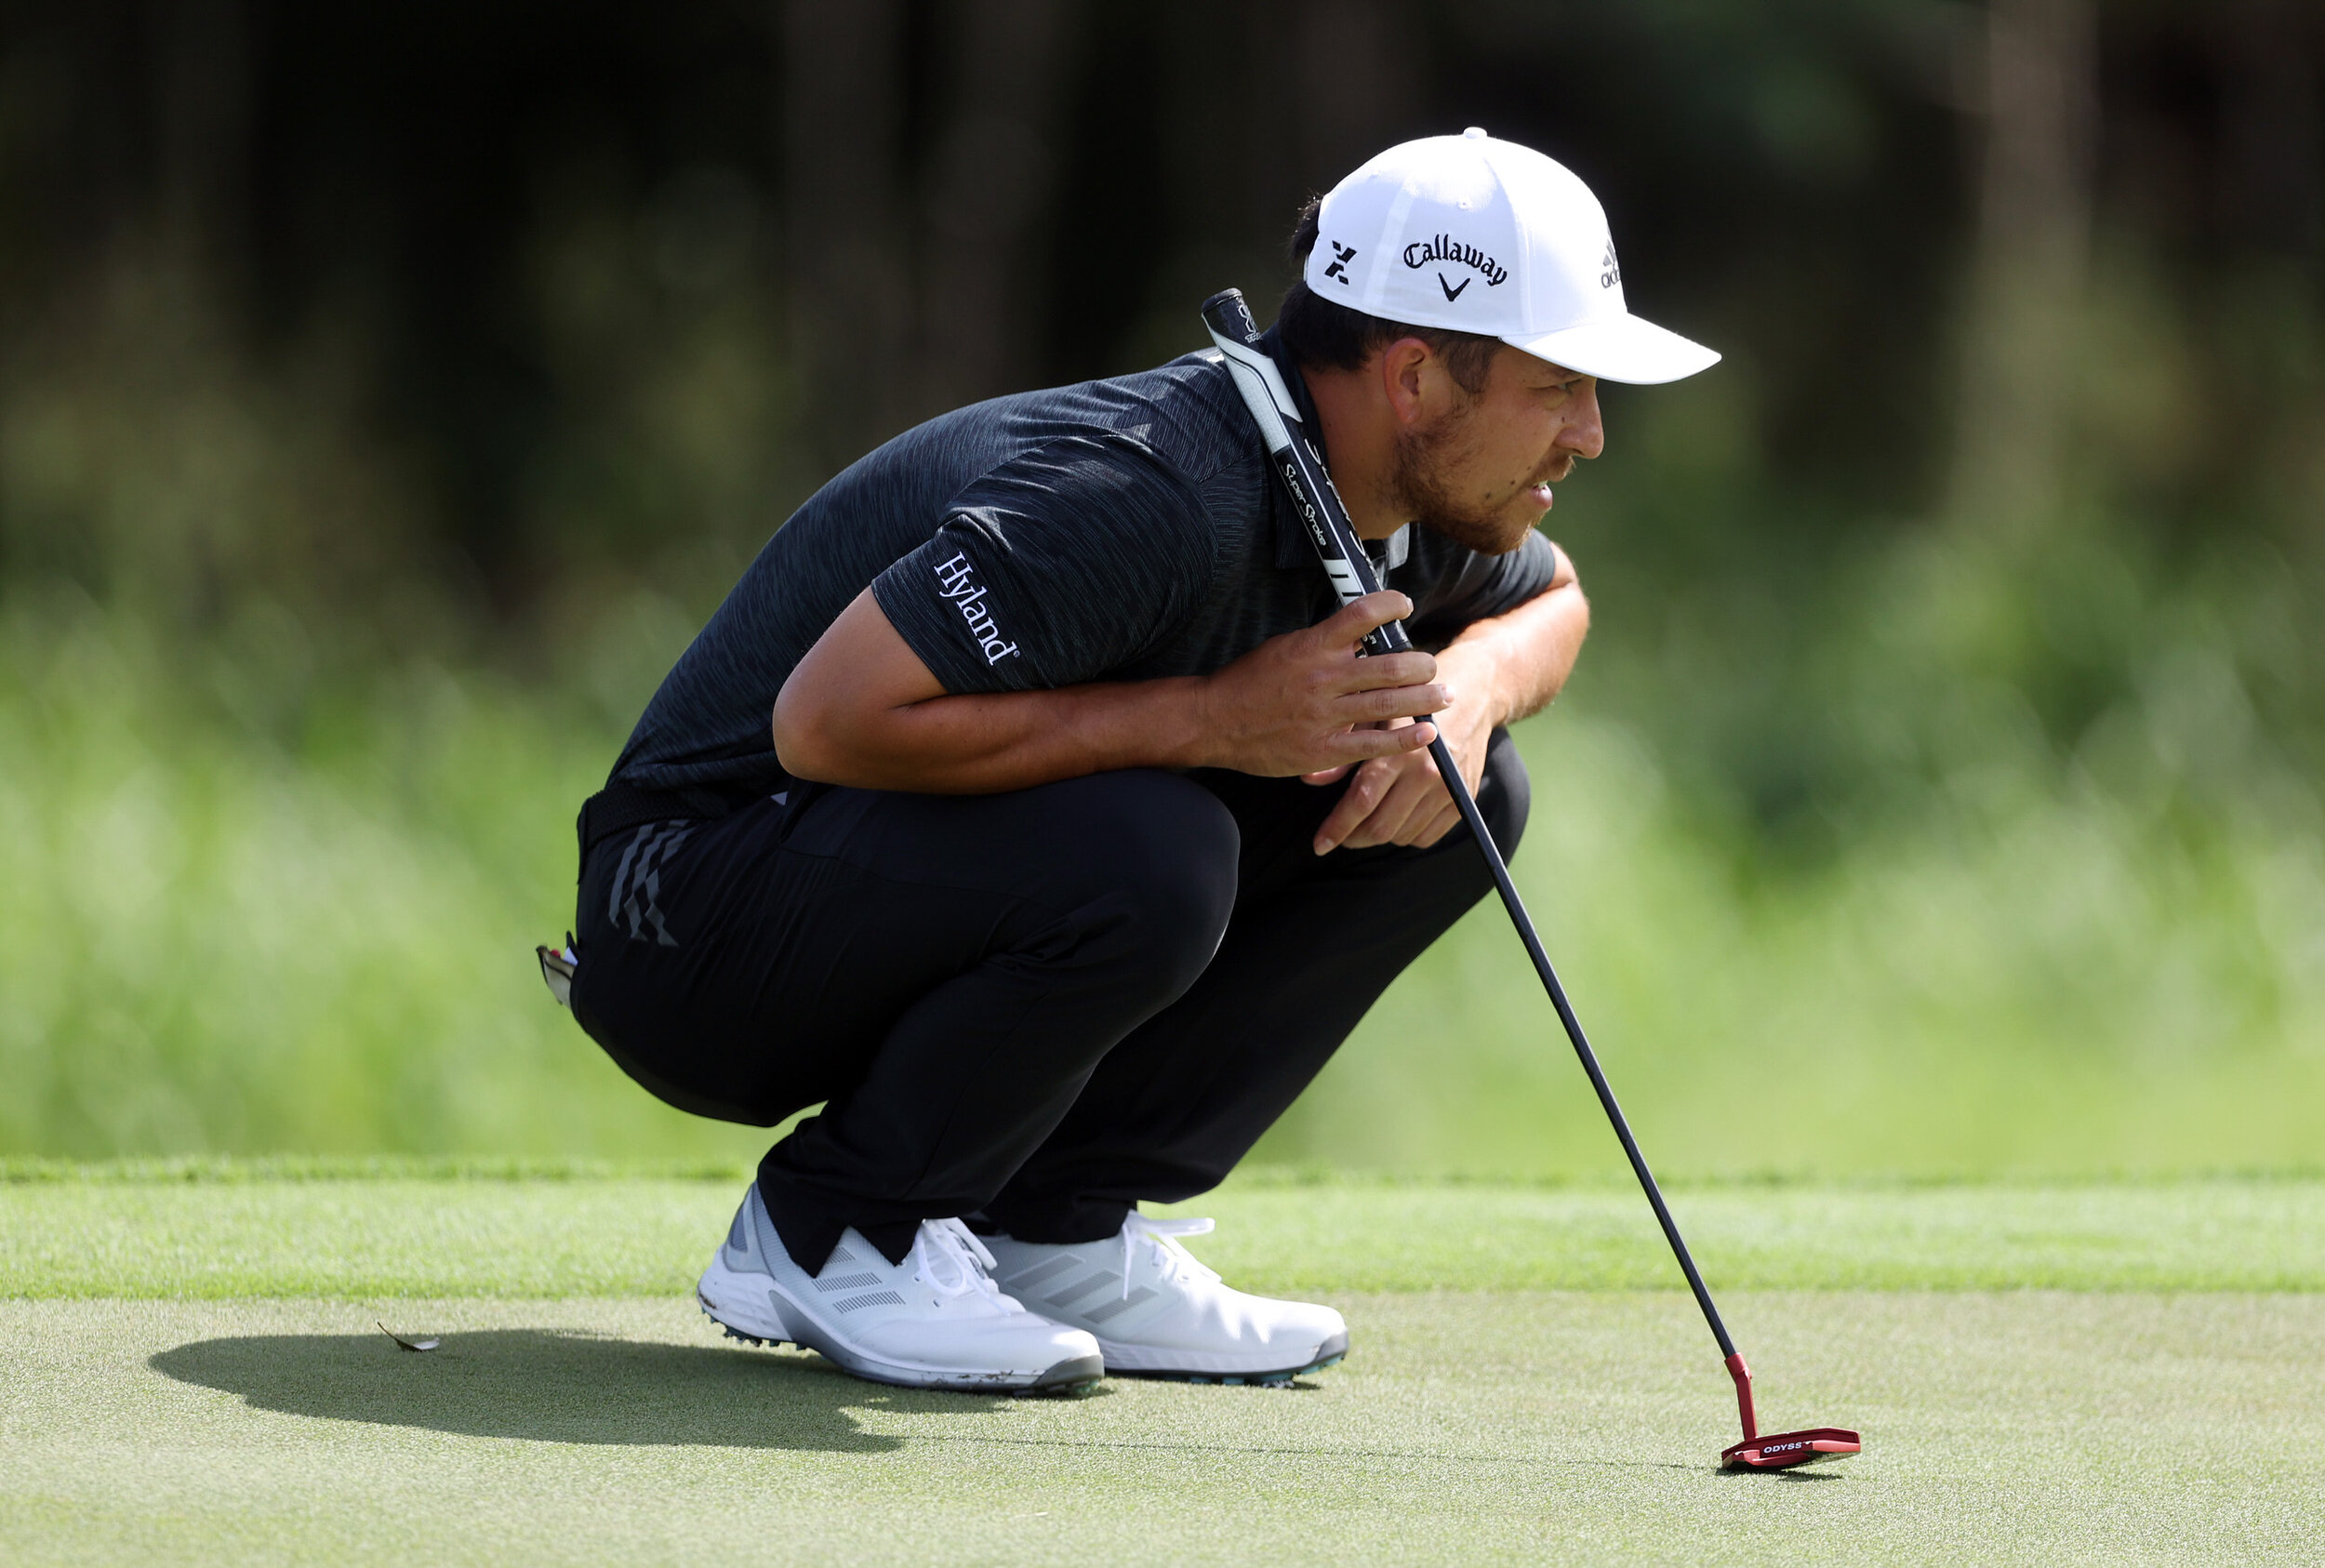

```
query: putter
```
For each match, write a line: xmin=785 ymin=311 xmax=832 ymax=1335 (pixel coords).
xmin=1201 ymin=288 xmax=1860 ymax=1472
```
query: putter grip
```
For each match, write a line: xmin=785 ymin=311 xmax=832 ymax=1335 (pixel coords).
xmin=1199 ymin=288 xmax=1412 ymax=661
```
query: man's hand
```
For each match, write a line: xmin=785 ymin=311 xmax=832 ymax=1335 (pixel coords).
xmin=1303 ymin=701 xmax=1492 ymax=855
xmin=1301 ymin=563 xmax=1592 ymax=855
xmin=1190 ymin=591 xmax=1453 ymax=777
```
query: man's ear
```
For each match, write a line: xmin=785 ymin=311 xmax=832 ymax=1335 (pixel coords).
xmin=1377 ymin=337 xmax=1438 ymax=429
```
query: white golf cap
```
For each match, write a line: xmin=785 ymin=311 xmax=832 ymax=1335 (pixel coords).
xmin=1304 ymin=127 xmax=1719 ymax=385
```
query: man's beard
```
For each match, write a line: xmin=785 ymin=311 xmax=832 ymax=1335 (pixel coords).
xmin=1391 ymin=409 xmax=1567 ymax=555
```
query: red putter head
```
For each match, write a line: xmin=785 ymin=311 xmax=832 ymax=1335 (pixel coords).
xmin=1720 ymin=1428 xmax=1863 ymax=1470
xmin=1718 ymin=1352 xmax=1861 ymax=1470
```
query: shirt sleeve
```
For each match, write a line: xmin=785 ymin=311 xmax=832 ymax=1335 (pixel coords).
xmin=870 ymin=434 xmax=1217 ymax=694
xmin=1399 ymin=528 xmax=1562 ymax=649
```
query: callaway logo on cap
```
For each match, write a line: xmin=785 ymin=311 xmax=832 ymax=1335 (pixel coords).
xmin=1305 ymin=126 xmax=1719 ymax=385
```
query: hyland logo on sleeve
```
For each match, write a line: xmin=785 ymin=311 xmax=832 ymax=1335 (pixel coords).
xmin=932 ymin=551 xmax=1020 ymax=666
xmin=1401 ymin=233 xmax=1508 ymax=304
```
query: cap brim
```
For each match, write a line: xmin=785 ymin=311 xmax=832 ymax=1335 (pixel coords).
xmin=1506 ymin=313 xmax=1720 ymax=385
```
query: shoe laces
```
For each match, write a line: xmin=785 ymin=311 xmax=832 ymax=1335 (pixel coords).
xmin=1121 ymin=1214 xmax=1220 ymax=1298
xmin=912 ymin=1216 xmax=1024 ymax=1313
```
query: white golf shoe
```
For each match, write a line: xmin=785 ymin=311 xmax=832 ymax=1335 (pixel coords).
xmin=698 ymin=1183 xmax=1103 ymax=1395
xmin=983 ymin=1214 xmax=1348 ymax=1384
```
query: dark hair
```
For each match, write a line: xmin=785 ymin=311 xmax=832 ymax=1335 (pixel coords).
xmin=1277 ymin=196 xmax=1502 ymax=394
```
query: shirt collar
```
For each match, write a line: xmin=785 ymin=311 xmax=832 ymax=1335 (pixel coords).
xmin=1257 ymin=326 xmax=1412 ymax=574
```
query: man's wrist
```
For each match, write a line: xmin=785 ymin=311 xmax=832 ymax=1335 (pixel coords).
xmin=1087 ymin=674 xmax=1215 ymax=773
xmin=1434 ymin=640 xmax=1518 ymax=734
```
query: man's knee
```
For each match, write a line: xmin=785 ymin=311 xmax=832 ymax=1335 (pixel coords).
xmin=1043 ymin=770 xmax=1239 ymax=992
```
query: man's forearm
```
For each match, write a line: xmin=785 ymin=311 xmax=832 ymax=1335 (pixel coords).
xmin=777 ymin=587 xmax=1455 ymax=795
xmin=781 ymin=675 xmax=1212 ymax=794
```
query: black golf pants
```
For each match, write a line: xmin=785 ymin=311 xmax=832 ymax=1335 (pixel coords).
xmin=570 ymin=730 xmax=1528 ymax=1273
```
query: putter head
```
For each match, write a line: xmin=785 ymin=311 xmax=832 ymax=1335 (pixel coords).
xmin=1720 ymin=1352 xmax=1859 ymax=1469
xmin=1720 ymin=1428 xmax=1861 ymax=1470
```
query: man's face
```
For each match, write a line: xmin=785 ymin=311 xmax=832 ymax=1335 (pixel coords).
xmin=1392 ymin=346 xmax=1604 ymax=554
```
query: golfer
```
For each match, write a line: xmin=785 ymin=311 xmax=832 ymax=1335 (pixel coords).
xmin=564 ymin=129 xmax=1717 ymax=1392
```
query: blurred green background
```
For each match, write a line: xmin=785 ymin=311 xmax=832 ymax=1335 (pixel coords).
xmin=3 ymin=0 xmax=2321 ymax=1176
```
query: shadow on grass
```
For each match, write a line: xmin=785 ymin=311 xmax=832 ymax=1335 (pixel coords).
xmin=148 ymin=1329 xmax=1052 ymax=1452
xmin=144 ymin=1329 xmax=1749 ymax=1476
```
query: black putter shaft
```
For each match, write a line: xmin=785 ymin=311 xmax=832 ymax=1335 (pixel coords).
xmin=1200 ymin=287 xmax=1760 ymax=1430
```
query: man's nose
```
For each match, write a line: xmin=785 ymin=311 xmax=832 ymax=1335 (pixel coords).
xmin=1561 ymin=381 xmax=1606 ymax=460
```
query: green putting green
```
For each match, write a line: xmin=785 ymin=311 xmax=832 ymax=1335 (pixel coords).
xmin=4 ymin=1173 xmax=2319 ymax=1564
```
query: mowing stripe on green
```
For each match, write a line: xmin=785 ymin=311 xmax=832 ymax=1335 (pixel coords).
xmin=5 ymin=1176 xmax=2319 ymax=1297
